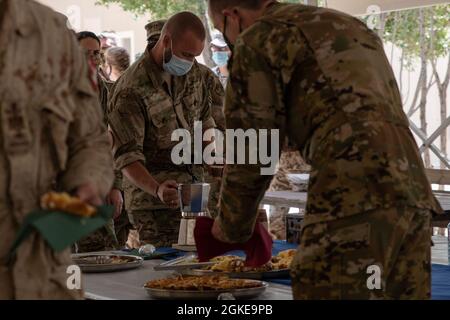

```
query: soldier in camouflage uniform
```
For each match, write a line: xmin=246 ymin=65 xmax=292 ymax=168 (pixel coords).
xmin=208 ymin=0 xmax=443 ymax=299
xmin=146 ymin=20 xmax=225 ymax=218
xmin=108 ymin=13 xmax=217 ymax=247
xmin=268 ymin=147 xmax=310 ymax=239
xmin=0 ymin=0 xmax=114 ymax=299
xmin=76 ymin=31 xmax=124 ymax=252
xmin=210 ymin=33 xmax=231 ymax=89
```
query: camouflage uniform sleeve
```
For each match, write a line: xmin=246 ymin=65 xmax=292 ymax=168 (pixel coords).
xmin=207 ymin=71 xmax=226 ymax=132
xmin=199 ymin=70 xmax=217 ymax=131
xmin=60 ymin=33 xmax=114 ymax=198
xmin=98 ymin=76 xmax=109 ymax=122
xmin=107 ymin=88 xmax=146 ymax=170
xmin=218 ymin=40 xmax=284 ymax=243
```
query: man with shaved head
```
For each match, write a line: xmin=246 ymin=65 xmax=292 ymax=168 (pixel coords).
xmin=145 ymin=20 xmax=225 ymax=218
xmin=108 ymin=12 xmax=217 ymax=247
xmin=207 ymin=0 xmax=443 ymax=299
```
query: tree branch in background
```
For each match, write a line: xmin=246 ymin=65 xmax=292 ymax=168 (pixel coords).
xmin=418 ymin=8 xmax=431 ymax=167
xmin=431 ymin=55 xmax=450 ymax=171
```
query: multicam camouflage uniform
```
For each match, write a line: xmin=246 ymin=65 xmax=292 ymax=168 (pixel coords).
xmin=108 ymin=43 xmax=216 ymax=248
xmin=0 ymin=0 xmax=114 ymax=299
xmin=217 ymin=2 xmax=443 ymax=299
xmin=268 ymin=149 xmax=310 ymax=239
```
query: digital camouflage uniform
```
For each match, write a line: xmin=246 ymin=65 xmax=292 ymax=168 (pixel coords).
xmin=268 ymin=149 xmax=310 ymax=239
xmin=108 ymin=45 xmax=216 ymax=248
xmin=217 ymin=3 xmax=443 ymax=299
xmin=100 ymin=78 xmax=132 ymax=248
xmin=145 ymin=21 xmax=226 ymax=219
xmin=76 ymin=73 xmax=123 ymax=253
xmin=99 ymin=76 xmax=132 ymax=248
xmin=0 ymin=0 xmax=114 ymax=299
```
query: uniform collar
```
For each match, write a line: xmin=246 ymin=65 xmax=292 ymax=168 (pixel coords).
xmin=143 ymin=45 xmax=165 ymax=89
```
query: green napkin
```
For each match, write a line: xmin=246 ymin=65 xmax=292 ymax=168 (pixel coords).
xmin=9 ymin=205 xmax=114 ymax=258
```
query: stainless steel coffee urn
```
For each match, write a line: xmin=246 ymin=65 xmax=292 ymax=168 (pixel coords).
xmin=175 ymin=183 xmax=211 ymax=248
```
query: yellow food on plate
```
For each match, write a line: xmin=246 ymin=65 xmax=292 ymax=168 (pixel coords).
xmin=203 ymin=249 xmax=296 ymax=273
xmin=210 ymin=256 xmax=245 ymax=272
xmin=145 ymin=275 xmax=263 ymax=291
xmin=40 ymin=192 xmax=97 ymax=217
xmin=277 ymin=249 xmax=296 ymax=259
xmin=271 ymin=249 xmax=296 ymax=270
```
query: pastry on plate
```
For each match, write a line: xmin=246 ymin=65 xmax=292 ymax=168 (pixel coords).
xmin=40 ymin=191 xmax=97 ymax=217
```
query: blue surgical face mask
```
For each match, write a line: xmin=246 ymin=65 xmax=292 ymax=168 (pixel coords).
xmin=212 ymin=51 xmax=229 ymax=67
xmin=163 ymin=40 xmax=194 ymax=76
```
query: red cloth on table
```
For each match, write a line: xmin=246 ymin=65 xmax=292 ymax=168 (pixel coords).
xmin=194 ymin=217 xmax=273 ymax=267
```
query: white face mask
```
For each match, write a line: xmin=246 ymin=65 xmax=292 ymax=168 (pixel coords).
xmin=163 ymin=40 xmax=194 ymax=76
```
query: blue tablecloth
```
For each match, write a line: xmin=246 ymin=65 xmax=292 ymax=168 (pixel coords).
xmin=160 ymin=240 xmax=450 ymax=300
xmin=431 ymin=264 xmax=450 ymax=300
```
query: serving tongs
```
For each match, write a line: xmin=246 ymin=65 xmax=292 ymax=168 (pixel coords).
xmin=154 ymin=253 xmax=216 ymax=271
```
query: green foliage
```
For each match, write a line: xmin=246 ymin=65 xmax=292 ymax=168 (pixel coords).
xmin=364 ymin=4 xmax=450 ymax=64
xmin=97 ymin=1 xmax=448 ymax=59
xmin=96 ymin=0 xmax=304 ymax=19
xmin=95 ymin=0 xmax=205 ymax=18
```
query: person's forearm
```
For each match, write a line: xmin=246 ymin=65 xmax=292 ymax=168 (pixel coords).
xmin=122 ymin=161 xmax=159 ymax=197
xmin=218 ymin=164 xmax=273 ymax=243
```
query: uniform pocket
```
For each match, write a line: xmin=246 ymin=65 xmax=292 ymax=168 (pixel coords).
xmin=148 ymin=101 xmax=179 ymax=149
